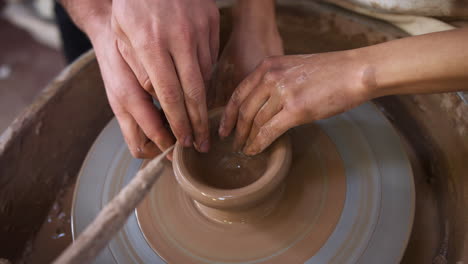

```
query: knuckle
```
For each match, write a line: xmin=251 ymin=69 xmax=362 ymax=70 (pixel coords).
xmin=137 ymin=37 xmax=162 ymax=51
xmin=230 ymin=89 xmax=242 ymax=106
xmin=111 ymin=84 xmax=131 ymax=101
xmin=184 ymin=83 xmax=205 ymax=101
xmin=142 ymin=77 xmax=153 ymax=92
xmin=260 ymin=57 xmax=276 ymax=70
xmin=135 ymin=29 xmax=164 ymax=50
xmin=263 ymin=69 xmax=283 ymax=83
xmin=178 ymin=23 xmax=195 ymax=42
xmin=259 ymin=126 xmax=273 ymax=140
xmin=158 ymin=85 xmax=182 ymax=104
xmin=253 ymin=116 xmax=264 ymax=128
xmin=238 ymin=106 xmax=249 ymax=123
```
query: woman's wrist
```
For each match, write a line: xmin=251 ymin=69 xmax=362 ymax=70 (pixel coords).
xmin=339 ymin=48 xmax=380 ymax=103
xmin=232 ymin=0 xmax=277 ymax=34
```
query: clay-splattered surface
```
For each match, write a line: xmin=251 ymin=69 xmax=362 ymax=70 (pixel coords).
xmin=0 ymin=51 xmax=112 ymax=262
xmin=22 ymin=183 xmax=75 ymax=264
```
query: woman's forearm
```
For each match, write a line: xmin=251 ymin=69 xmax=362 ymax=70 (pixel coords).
xmin=232 ymin=0 xmax=277 ymax=33
xmin=357 ymin=28 xmax=468 ymax=98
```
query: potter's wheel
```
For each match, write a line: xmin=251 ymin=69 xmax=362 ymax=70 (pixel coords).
xmin=72 ymin=103 xmax=414 ymax=264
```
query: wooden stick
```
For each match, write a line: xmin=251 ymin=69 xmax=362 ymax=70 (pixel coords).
xmin=53 ymin=146 xmax=174 ymax=264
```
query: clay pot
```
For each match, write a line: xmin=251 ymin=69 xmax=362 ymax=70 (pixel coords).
xmin=173 ymin=108 xmax=292 ymax=223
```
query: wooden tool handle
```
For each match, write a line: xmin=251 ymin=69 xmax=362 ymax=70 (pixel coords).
xmin=53 ymin=146 xmax=174 ymax=264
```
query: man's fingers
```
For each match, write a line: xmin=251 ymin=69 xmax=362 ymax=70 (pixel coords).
xmin=136 ymin=47 xmax=193 ymax=146
xmin=115 ymin=45 xmax=175 ymax=152
xmin=198 ymin=38 xmax=213 ymax=82
xmin=97 ymin=40 xmax=171 ymax=158
xmin=246 ymin=97 xmax=282 ymax=148
xmin=117 ymin=39 xmax=157 ymax=98
xmin=233 ymin=86 xmax=270 ymax=150
xmin=115 ymin=111 xmax=160 ymax=158
xmin=126 ymin=92 xmax=175 ymax=152
xmin=209 ymin=7 xmax=220 ymax=64
xmin=218 ymin=68 xmax=265 ymax=138
xmin=243 ymin=110 xmax=294 ymax=156
xmin=171 ymin=46 xmax=210 ymax=152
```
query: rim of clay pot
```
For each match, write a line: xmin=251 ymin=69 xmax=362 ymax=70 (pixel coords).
xmin=173 ymin=108 xmax=292 ymax=210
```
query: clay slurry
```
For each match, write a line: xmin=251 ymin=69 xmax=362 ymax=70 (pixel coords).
xmin=185 ymin=134 xmax=269 ymax=190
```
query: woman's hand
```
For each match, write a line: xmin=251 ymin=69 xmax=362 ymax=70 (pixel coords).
xmin=219 ymin=52 xmax=373 ymax=155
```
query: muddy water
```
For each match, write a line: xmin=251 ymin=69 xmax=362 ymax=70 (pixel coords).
xmin=186 ymin=134 xmax=269 ymax=189
xmin=185 ymin=114 xmax=270 ymax=190
xmin=22 ymin=184 xmax=74 ymax=263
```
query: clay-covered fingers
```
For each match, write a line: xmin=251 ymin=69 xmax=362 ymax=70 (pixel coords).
xmin=97 ymin=42 xmax=174 ymax=159
xmin=171 ymin=43 xmax=210 ymax=152
xmin=135 ymin=47 xmax=193 ymax=149
xmin=232 ymin=85 xmax=271 ymax=150
xmin=115 ymin=111 xmax=160 ymax=158
xmin=243 ymin=110 xmax=294 ymax=156
xmin=245 ymin=97 xmax=282 ymax=148
xmin=125 ymin=92 xmax=175 ymax=154
xmin=218 ymin=64 xmax=267 ymax=138
xmin=116 ymin=39 xmax=157 ymax=99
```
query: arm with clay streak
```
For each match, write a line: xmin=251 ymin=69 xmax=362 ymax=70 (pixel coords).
xmin=219 ymin=28 xmax=468 ymax=156
xmin=361 ymin=28 xmax=468 ymax=97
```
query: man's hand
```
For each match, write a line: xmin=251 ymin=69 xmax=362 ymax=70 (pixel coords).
xmin=92 ymin=23 xmax=176 ymax=158
xmin=61 ymin=0 xmax=219 ymax=158
xmin=111 ymin=0 xmax=219 ymax=153
xmin=218 ymin=52 xmax=372 ymax=155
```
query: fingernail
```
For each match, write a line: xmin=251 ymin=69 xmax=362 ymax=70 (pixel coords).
xmin=243 ymin=147 xmax=256 ymax=156
xmin=200 ymin=140 xmax=210 ymax=153
xmin=183 ymin=135 xmax=193 ymax=147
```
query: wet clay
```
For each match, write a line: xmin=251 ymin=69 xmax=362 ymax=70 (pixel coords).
xmin=136 ymin=123 xmax=346 ymax=263
xmin=185 ymin=115 xmax=269 ymax=190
